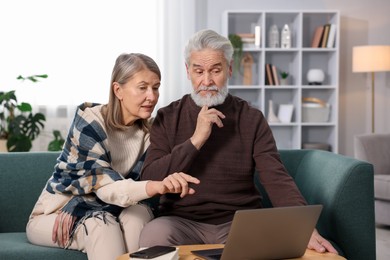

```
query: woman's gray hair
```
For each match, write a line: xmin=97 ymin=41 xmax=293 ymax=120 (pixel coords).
xmin=111 ymin=53 xmax=161 ymax=86
xmin=104 ymin=53 xmax=161 ymax=132
xmin=184 ymin=29 xmax=234 ymax=66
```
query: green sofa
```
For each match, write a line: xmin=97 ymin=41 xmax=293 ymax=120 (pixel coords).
xmin=0 ymin=150 xmax=375 ymax=260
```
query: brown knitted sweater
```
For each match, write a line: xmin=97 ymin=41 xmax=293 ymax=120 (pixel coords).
xmin=141 ymin=94 xmax=306 ymax=224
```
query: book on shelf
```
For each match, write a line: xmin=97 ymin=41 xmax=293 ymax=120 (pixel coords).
xmin=265 ymin=65 xmax=269 ymax=85
xmin=265 ymin=63 xmax=274 ymax=85
xmin=233 ymin=33 xmax=259 ymax=48
xmin=237 ymin=33 xmax=256 ymax=46
xmin=272 ymin=65 xmax=280 ymax=85
xmin=311 ymin=26 xmax=324 ymax=48
xmin=254 ymin=25 xmax=261 ymax=47
xmin=320 ymin=24 xmax=331 ymax=48
xmin=326 ymin=24 xmax=336 ymax=48
xmin=237 ymin=33 xmax=255 ymax=39
xmin=311 ymin=23 xmax=336 ymax=48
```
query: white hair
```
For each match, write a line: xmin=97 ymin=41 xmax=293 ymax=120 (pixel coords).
xmin=184 ymin=29 xmax=233 ymax=66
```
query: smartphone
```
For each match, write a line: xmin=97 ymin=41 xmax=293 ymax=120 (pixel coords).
xmin=129 ymin=245 xmax=176 ymax=259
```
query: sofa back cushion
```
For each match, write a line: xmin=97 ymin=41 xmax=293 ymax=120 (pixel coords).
xmin=0 ymin=152 xmax=60 ymax=232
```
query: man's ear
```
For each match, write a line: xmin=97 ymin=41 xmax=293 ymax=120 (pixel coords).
xmin=228 ymin=61 xmax=233 ymax=78
xmin=185 ymin=63 xmax=190 ymax=80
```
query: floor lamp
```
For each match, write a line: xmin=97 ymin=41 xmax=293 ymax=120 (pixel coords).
xmin=352 ymin=45 xmax=390 ymax=133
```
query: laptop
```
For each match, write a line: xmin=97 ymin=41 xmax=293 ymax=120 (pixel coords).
xmin=191 ymin=205 xmax=322 ymax=260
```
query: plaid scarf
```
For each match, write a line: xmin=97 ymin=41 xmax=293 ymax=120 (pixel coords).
xmin=45 ymin=103 xmax=147 ymax=245
xmin=54 ymin=152 xmax=146 ymax=218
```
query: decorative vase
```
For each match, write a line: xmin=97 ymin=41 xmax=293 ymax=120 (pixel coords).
xmin=307 ymin=69 xmax=325 ymax=85
xmin=0 ymin=139 xmax=8 ymax=152
xmin=268 ymin=100 xmax=281 ymax=123
xmin=268 ymin=25 xmax=279 ymax=48
xmin=241 ymin=53 xmax=254 ymax=85
xmin=281 ymin=24 xmax=291 ymax=49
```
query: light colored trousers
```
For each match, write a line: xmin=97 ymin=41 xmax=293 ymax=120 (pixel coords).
xmin=27 ymin=202 xmax=153 ymax=260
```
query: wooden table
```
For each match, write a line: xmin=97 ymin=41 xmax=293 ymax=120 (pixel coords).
xmin=117 ymin=244 xmax=346 ymax=260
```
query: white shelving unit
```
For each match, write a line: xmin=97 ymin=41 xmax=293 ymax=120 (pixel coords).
xmin=222 ymin=10 xmax=339 ymax=152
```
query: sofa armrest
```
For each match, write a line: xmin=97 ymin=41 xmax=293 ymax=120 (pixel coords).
xmin=280 ymin=149 xmax=375 ymax=260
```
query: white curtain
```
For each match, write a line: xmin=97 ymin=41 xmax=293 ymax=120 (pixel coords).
xmin=155 ymin=0 xmax=207 ymax=110
xmin=0 ymin=0 xmax=206 ymax=151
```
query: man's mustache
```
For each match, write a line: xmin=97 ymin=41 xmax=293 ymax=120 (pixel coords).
xmin=196 ymin=86 xmax=219 ymax=93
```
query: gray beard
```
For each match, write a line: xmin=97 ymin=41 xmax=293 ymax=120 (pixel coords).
xmin=190 ymin=85 xmax=228 ymax=107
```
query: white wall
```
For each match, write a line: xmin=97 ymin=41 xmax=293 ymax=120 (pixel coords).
xmin=202 ymin=0 xmax=390 ymax=157
xmin=2 ymin=0 xmax=389 ymax=156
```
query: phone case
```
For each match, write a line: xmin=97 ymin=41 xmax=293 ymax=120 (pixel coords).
xmin=129 ymin=246 xmax=176 ymax=259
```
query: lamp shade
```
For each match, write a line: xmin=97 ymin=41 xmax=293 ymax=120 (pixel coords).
xmin=352 ymin=45 xmax=390 ymax=72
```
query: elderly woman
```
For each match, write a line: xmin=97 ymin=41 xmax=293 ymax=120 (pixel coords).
xmin=26 ymin=53 xmax=199 ymax=260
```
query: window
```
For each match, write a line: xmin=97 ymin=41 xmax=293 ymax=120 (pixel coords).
xmin=0 ymin=0 xmax=159 ymax=150
xmin=0 ymin=0 xmax=158 ymax=106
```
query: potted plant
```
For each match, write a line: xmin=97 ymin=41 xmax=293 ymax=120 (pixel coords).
xmin=47 ymin=130 xmax=65 ymax=151
xmin=280 ymin=71 xmax=289 ymax=85
xmin=228 ymin=34 xmax=243 ymax=76
xmin=0 ymin=74 xmax=47 ymax=152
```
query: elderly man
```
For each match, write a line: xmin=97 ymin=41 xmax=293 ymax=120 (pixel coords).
xmin=139 ymin=29 xmax=337 ymax=255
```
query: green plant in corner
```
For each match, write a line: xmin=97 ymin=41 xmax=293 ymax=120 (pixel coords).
xmin=228 ymin=34 xmax=243 ymax=76
xmin=280 ymin=71 xmax=289 ymax=79
xmin=0 ymin=74 xmax=47 ymax=152
xmin=47 ymin=130 xmax=65 ymax=151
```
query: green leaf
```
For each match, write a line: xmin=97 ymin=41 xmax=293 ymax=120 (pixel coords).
xmin=8 ymin=115 xmax=26 ymax=136
xmin=23 ymin=112 xmax=46 ymax=140
xmin=47 ymin=130 xmax=65 ymax=151
xmin=228 ymin=34 xmax=244 ymax=76
xmin=3 ymin=73 xmax=48 ymax=151
xmin=229 ymin=34 xmax=243 ymax=49
xmin=7 ymin=134 xmax=32 ymax=152
xmin=0 ymin=90 xmax=17 ymax=103
xmin=17 ymin=102 xmax=32 ymax=112
xmin=17 ymin=74 xmax=48 ymax=82
xmin=27 ymin=76 xmax=38 ymax=82
xmin=280 ymin=71 xmax=289 ymax=79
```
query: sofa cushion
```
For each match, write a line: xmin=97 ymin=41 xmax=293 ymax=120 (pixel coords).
xmin=0 ymin=152 xmax=60 ymax=232
xmin=0 ymin=232 xmax=87 ymax=260
xmin=374 ymin=175 xmax=390 ymax=201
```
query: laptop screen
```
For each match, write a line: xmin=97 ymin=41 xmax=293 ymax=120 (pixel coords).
xmin=191 ymin=205 xmax=322 ymax=260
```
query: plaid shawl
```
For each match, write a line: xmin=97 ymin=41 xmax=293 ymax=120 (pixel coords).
xmin=45 ymin=103 xmax=146 ymax=245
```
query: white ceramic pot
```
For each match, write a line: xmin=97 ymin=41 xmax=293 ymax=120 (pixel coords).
xmin=280 ymin=78 xmax=288 ymax=85
xmin=307 ymin=69 xmax=325 ymax=85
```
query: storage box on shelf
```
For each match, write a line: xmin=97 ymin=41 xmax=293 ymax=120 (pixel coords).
xmin=222 ymin=10 xmax=339 ymax=152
